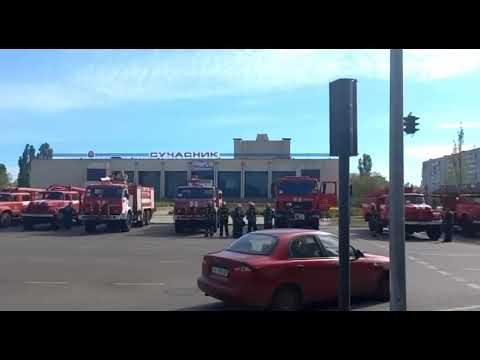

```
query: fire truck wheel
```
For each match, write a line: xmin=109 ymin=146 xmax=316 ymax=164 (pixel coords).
xmin=85 ymin=222 xmax=97 ymax=233
xmin=23 ymin=219 xmax=34 ymax=231
xmin=426 ymin=228 xmax=441 ymax=241
xmin=0 ymin=212 xmax=12 ymax=228
xmin=121 ymin=213 xmax=132 ymax=232
xmin=175 ymin=222 xmax=183 ymax=233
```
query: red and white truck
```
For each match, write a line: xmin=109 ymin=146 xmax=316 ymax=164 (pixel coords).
xmin=430 ymin=190 xmax=480 ymax=236
xmin=362 ymin=186 xmax=443 ymax=240
xmin=80 ymin=174 xmax=155 ymax=233
xmin=22 ymin=185 xmax=85 ymax=230
xmin=0 ymin=187 xmax=44 ymax=227
xmin=272 ymin=176 xmax=337 ymax=229
xmin=173 ymin=177 xmax=222 ymax=233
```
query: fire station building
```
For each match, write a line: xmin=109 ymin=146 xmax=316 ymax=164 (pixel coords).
xmin=31 ymin=134 xmax=339 ymax=201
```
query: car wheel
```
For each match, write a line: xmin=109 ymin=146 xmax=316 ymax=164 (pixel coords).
xmin=0 ymin=212 xmax=12 ymax=228
xmin=426 ymin=228 xmax=441 ymax=241
xmin=271 ymin=286 xmax=302 ymax=311
xmin=375 ymin=273 xmax=390 ymax=302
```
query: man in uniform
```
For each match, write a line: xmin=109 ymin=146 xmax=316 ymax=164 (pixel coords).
xmin=62 ymin=202 xmax=74 ymax=230
xmin=263 ymin=203 xmax=275 ymax=229
xmin=205 ymin=201 xmax=217 ymax=238
xmin=232 ymin=203 xmax=245 ymax=239
xmin=443 ymin=207 xmax=454 ymax=242
xmin=246 ymin=202 xmax=258 ymax=233
xmin=218 ymin=201 xmax=230 ymax=237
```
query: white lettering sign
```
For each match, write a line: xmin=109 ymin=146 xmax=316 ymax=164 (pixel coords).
xmin=149 ymin=152 xmax=219 ymax=159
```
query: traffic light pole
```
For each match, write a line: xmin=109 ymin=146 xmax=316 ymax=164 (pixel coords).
xmin=389 ymin=49 xmax=407 ymax=311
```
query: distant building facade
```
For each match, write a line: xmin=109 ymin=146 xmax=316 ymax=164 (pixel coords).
xmin=31 ymin=134 xmax=338 ymax=201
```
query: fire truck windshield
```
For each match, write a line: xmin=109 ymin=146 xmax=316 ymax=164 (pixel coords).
xmin=405 ymin=195 xmax=425 ymax=204
xmin=278 ymin=181 xmax=315 ymax=195
xmin=41 ymin=192 xmax=64 ymax=200
xmin=176 ymin=187 xmax=214 ymax=199
xmin=87 ymin=187 xmax=123 ymax=198
xmin=0 ymin=193 xmax=13 ymax=202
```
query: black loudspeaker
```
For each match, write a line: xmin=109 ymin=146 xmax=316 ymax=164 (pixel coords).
xmin=329 ymin=78 xmax=358 ymax=157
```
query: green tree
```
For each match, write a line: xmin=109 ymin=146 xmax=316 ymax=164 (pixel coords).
xmin=350 ymin=171 xmax=388 ymax=207
xmin=17 ymin=144 xmax=36 ymax=187
xmin=357 ymin=153 xmax=373 ymax=176
xmin=37 ymin=143 xmax=53 ymax=160
xmin=0 ymin=164 xmax=9 ymax=188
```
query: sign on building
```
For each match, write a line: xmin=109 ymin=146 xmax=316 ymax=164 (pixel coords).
xmin=149 ymin=152 xmax=219 ymax=159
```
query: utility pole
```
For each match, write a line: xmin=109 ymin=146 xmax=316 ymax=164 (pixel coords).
xmin=389 ymin=49 xmax=407 ymax=311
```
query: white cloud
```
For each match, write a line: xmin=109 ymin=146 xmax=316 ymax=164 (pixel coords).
xmin=437 ymin=121 xmax=480 ymax=129
xmin=3 ymin=49 xmax=480 ymax=111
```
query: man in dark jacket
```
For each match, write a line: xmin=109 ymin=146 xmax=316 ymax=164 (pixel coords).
xmin=263 ymin=203 xmax=275 ymax=229
xmin=204 ymin=201 xmax=217 ymax=238
xmin=246 ymin=202 xmax=257 ymax=233
xmin=218 ymin=202 xmax=230 ymax=237
xmin=232 ymin=203 xmax=245 ymax=239
xmin=62 ymin=202 xmax=74 ymax=230
xmin=443 ymin=208 xmax=454 ymax=242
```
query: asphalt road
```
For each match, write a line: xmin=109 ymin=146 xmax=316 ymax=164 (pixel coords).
xmin=1 ymin=219 xmax=480 ymax=311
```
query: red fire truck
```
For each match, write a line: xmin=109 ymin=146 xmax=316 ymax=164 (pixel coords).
xmin=80 ymin=172 xmax=155 ymax=233
xmin=430 ymin=188 xmax=480 ymax=236
xmin=22 ymin=185 xmax=86 ymax=230
xmin=0 ymin=187 xmax=44 ymax=227
xmin=173 ymin=177 xmax=222 ymax=233
xmin=272 ymin=176 xmax=337 ymax=229
xmin=362 ymin=186 xmax=443 ymax=240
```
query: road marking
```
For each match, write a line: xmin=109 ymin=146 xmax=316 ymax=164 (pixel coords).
xmin=416 ymin=261 xmax=428 ymax=265
xmin=437 ymin=271 xmax=452 ymax=276
xmin=419 ymin=253 xmax=480 ymax=257
xmin=112 ymin=282 xmax=165 ymax=286
xmin=24 ymin=281 xmax=68 ymax=285
xmin=464 ymin=268 xmax=480 ymax=271
xmin=157 ymin=260 xmax=185 ymax=264
xmin=408 ymin=256 xmax=417 ymax=261
xmin=453 ymin=277 xmax=467 ymax=282
xmin=438 ymin=305 xmax=480 ymax=311
xmin=426 ymin=265 xmax=438 ymax=270
xmin=467 ymin=283 xmax=480 ymax=290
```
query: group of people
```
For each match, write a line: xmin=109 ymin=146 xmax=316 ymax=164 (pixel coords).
xmin=203 ymin=201 xmax=275 ymax=239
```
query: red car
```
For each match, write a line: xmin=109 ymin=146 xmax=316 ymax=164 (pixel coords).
xmin=197 ymin=229 xmax=390 ymax=310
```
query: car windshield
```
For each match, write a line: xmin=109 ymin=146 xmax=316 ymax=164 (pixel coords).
xmin=87 ymin=187 xmax=123 ymax=198
xmin=405 ymin=195 xmax=425 ymax=204
xmin=278 ymin=181 xmax=315 ymax=195
xmin=318 ymin=234 xmax=356 ymax=257
xmin=176 ymin=187 xmax=213 ymax=199
xmin=0 ymin=193 xmax=13 ymax=202
xmin=226 ymin=233 xmax=278 ymax=255
xmin=41 ymin=192 xmax=64 ymax=200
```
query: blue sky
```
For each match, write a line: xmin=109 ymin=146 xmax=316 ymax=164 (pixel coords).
xmin=2 ymin=49 xmax=480 ymax=185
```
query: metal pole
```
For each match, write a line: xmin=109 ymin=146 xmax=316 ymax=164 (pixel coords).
xmin=389 ymin=49 xmax=407 ymax=311
xmin=338 ymin=142 xmax=351 ymax=310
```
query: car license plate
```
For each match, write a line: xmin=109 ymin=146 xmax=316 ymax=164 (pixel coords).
xmin=211 ymin=266 xmax=229 ymax=277
xmin=294 ymin=213 xmax=305 ymax=220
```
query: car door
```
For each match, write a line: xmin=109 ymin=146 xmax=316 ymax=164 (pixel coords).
xmin=287 ymin=235 xmax=339 ymax=303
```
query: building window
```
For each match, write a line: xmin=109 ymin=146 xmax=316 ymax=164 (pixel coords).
xmin=139 ymin=171 xmax=161 ymax=201
xmin=191 ymin=170 xmax=214 ymax=181
xmin=301 ymin=169 xmax=321 ymax=179
xmin=165 ymin=171 xmax=188 ymax=199
xmin=272 ymin=171 xmax=297 ymax=185
xmin=87 ymin=168 xmax=106 ymax=181
xmin=124 ymin=171 xmax=135 ymax=183
xmin=218 ymin=171 xmax=241 ymax=198
xmin=245 ymin=171 xmax=268 ymax=198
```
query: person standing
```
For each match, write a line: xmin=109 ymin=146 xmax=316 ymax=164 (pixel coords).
xmin=263 ymin=203 xmax=275 ymax=230
xmin=62 ymin=202 xmax=74 ymax=230
xmin=246 ymin=202 xmax=258 ymax=233
xmin=218 ymin=201 xmax=230 ymax=237
xmin=232 ymin=203 xmax=245 ymax=239
xmin=205 ymin=201 xmax=217 ymax=238
xmin=443 ymin=207 xmax=454 ymax=242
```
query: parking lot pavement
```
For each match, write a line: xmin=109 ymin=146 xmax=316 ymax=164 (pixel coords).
xmin=2 ymin=222 xmax=480 ymax=311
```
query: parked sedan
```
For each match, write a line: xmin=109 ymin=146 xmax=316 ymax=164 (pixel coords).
xmin=197 ymin=229 xmax=389 ymax=310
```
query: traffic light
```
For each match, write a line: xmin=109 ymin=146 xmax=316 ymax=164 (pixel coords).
xmin=403 ymin=112 xmax=419 ymax=135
